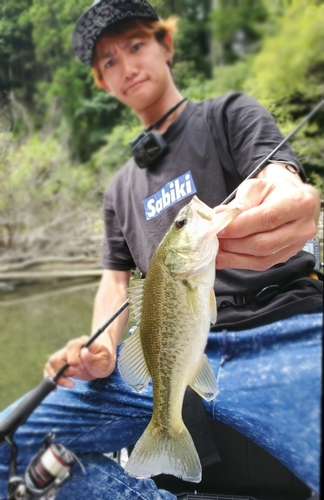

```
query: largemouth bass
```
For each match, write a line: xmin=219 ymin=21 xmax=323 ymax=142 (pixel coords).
xmin=119 ymin=196 xmax=240 ymax=482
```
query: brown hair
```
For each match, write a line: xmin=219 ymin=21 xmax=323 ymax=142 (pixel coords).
xmin=92 ymin=16 xmax=178 ymax=86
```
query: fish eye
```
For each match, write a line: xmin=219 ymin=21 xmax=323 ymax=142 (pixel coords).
xmin=175 ymin=216 xmax=187 ymax=229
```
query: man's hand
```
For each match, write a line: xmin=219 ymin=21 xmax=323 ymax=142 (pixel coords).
xmin=215 ymin=168 xmax=320 ymax=271
xmin=44 ymin=269 xmax=132 ymax=388
xmin=44 ymin=335 xmax=117 ymax=388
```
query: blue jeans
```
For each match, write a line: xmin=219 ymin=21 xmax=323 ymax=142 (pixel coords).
xmin=0 ymin=312 xmax=322 ymax=498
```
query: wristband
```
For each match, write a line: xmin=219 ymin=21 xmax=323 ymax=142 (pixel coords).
xmin=285 ymin=163 xmax=300 ymax=174
xmin=268 ymin=160 xmax=300 ymax=174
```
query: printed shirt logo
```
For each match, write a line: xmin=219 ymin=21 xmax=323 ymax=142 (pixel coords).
xmin=143 ymin=171 xmax=197 ymax=221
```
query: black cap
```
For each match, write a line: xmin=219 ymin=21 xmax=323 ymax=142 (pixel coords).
xmin=73 ymin=0 xmax=159 ymax=66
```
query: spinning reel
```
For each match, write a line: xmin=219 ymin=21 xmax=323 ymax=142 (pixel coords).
xmin=6 ymin=433 xmax=75 ymax=500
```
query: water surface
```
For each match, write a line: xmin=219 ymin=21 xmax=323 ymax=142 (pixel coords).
xmin=0 ymin=279 xmax=134 ymax=410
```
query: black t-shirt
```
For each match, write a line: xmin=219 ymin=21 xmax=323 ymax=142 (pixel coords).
xmin=102 ymin=92 xmax=322 ymax=330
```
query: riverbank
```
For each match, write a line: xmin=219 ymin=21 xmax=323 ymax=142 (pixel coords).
xmin=0 ymin=255 xmax=102 ymax=299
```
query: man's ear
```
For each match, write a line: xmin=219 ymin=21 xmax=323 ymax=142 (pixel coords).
xmin=164 ymin=32 xmax=173 ymax=62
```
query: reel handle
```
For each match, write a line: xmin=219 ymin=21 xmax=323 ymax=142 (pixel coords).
xmin=0 ymin=377 xmax=56 ymax=444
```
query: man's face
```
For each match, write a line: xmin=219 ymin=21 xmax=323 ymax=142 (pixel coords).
xmin=95 ymin=31 xmax=173 ymax=112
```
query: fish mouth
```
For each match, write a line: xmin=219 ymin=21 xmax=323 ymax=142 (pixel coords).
xmin=195 ymin=209 xmax=213 ymax=222
xmin=203 ymin=207 xmax=240 ymax=237
xmin=192 ymin=208 xmax=235 ymax=238
xmin=189 ymin=196 xmax=240 ymax=239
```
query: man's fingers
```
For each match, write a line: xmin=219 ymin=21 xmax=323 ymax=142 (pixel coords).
xmin=216 ymin=242 xmax=304 ymax=271
xmin=44 ymin=363 xmax=75 ymax=388
xmin=218 ymin=220 xmax=315 ymax=257
xmin=43 ymin=336 xmax=116 ymax=387
xmin=213 ymin=177 xmax=319 ymax=270
xmin=219 ymin=195 xmax=315 ymax=240
xmin=226 ymin=179 xmax=271 ymax=211
xmin=214 ymin=179 xmax=276 ymax=238
xmin=80 ymin=346 xmax=113 ymax=379
xmin=79 ymin=347 xmax=94 ymax=376
xmin=65 ymin=336 xmax=90 ymax=362
xmin=56 ymin=377 xmax=75 ymax=388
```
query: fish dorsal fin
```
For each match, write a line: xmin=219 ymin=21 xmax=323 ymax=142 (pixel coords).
xmin=118 ymin=327 xmax=151 ymax=392
xmin=128 ymin=279 xmax=145 ymax=326
xmin=210 ymin=288 xmax=217 ymax=325
xmin=184 ymin=280 xmax=198 ymax=320
xmin=190 ymin=354 xmax=218 ymax=401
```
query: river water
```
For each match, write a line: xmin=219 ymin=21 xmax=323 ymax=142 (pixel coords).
xmin=0 ymin=279 xmax=135 ymax=411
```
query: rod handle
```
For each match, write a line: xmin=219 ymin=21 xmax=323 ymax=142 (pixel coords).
xmin=0 ymin=377 xmax=56 ymax=444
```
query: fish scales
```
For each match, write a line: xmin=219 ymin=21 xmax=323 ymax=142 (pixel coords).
xmin=141 ymin=257 xmax=210 ymax=433
xmin=118 ymin=196 xmax=240 ymax=482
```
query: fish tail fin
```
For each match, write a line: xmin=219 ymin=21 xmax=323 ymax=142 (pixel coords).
xmin=125 ymin=421 xmax=201 ymax=483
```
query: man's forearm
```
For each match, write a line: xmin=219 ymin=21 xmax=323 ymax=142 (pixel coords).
xmin=92 ymin=269 xmax=132 ymax=352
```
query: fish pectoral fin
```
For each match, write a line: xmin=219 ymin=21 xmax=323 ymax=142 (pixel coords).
xmin=184 ymin=281 xmax=199 ymax=320
xmin=210 ymin=289 xmax=217 ymax=325
xmin=190 ymin=354 xmax=218 ymax=401
xmin=118 ymin=327 xmax=150 ymax=392
xmin=128 ymin=279 xmax=145 ymax=325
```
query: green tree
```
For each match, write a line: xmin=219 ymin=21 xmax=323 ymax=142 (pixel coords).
xmin=0 ymin=0 xmax=40 ymax=136
xmin=0 ymin=131 xmax=96 ymax=250
xmin=0 ymin=0 xmax=34 ymax=98
xmin=209 ymin=0 xmax=269 ymax=64
xmin=244 ymin=0 xmax=324 ymax=182
xmin=28 ymin=0 xmax=128 ymax=161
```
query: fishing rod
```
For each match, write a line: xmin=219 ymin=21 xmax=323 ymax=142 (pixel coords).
xmin=222 ymin=98 xmax=324 ymax=205
xmin=0 ymin=99 xmax=323 ymax=443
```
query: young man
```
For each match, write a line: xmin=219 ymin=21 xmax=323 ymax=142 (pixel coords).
xmin=0 ymin=1 xmax=322 ymax=498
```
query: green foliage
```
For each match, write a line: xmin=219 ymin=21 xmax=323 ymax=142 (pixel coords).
xmin=209 ymin=0 xmax=269 ymax=63
xmin=171 ymin=61 xmax=250 ymax=125
xmin=180 ymin=61 xmax=249 ymax=100
xmin=245 ymin=0 xmax=324 ymax=103
xmin=0 ymin=0 xmax=128 ymax=161
xmin=173 ymin=17 xmax=212 ymax=80
xmin=173 ymin=61 xmax=201 ymax=90
xmin=89 ymin=123 xmax=142 ymax=187
xmin=0 ymin=132 xmax=96 ymax=248
xmin=29 ymin=0 xmax=130 ymax=162
xmin=0 ymin=0 xmax=35 ymax=102
xmin=151 ymin=1 xmax=214 ymax=81
xmin=150 ymin=0 xmax=211 ymax=22
xmin=0 ymin=1 xmax=49 ymax=124
xmin=28 ymin=0 xmax=89 ymax=68
xmin=244 ymin=0 xmax=324 ymax=180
